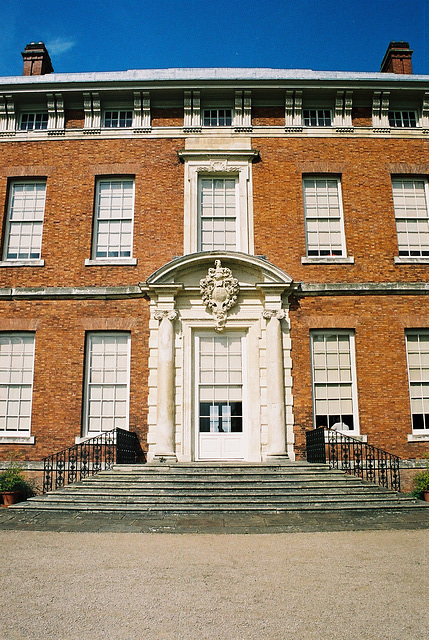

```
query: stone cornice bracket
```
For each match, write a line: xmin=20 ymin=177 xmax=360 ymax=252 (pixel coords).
xmin=0 ymin=94 xmax=16 ymax=133
xmin=154 ymin=310 xmax=178 ymax=322
xmin=200 ymin=260 xmax=239 ymax=332
xmin=262 ymin=309 xmax=287 ymax=321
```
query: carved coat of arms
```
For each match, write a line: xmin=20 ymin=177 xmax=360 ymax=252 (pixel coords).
xmin=200 ymin=260 xmax=239 ymax=332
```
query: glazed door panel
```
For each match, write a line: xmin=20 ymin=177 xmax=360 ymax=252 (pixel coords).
xmin=196 ymin=333 xmax=245 ymax=460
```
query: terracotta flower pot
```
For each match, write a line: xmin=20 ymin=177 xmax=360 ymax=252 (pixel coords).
xmin=1 ymin=491 xmax=21 ymax=507
xmin=423 ymin=490 xmax=429 ymax=503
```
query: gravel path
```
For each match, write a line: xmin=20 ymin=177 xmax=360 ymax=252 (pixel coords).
xmin=1 ymin=529 xmax=428 ymax=640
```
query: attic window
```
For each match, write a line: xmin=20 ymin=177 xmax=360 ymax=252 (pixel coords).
xmin=203 ymin=109 xmax=232 ymax=126
xmin=388 ymin=110 xmax=417 ymax=127
xmin=19 ymin=112 xmax=48 ymax=130
xmin=103 ymin=110 xmax=133 ymax=128
xmin=303 ymin=109 xmax=332 ymax=127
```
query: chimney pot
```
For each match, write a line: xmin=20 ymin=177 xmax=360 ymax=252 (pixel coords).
xmin=380 ymin=41 xmax=413 ymax=74
xmin=21 ymin=42 xmax=54 ymax=76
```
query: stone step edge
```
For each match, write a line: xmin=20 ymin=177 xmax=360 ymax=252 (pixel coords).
xmin=48 ymin=485 xmax=398 ymax=494
xmin=12 ymin=502 xmax=426 ymax=512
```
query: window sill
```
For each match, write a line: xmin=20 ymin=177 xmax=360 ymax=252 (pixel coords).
xmin=85 ymin=258 xmax=137 ymax=267
xmin=302 ymin=256 xmax=354 ymax=264
xmin=408 ymin=433 xmax=429 ymax=442
xmin=0 ymin=260 xmax=44 ymax=268
xmin=394 ymin=257 xmax=429 ymax=264
xmin=0 ymin=435 xmax=35 ymax=444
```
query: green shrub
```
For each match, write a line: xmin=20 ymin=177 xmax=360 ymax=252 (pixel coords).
xmin=411 ymin=453 xmax=429 ymax=499
xmin=0 ymin=461 xmax=35 ymax=498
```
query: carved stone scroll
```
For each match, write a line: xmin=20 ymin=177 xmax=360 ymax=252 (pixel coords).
xmin=262 ymin=310 xmax=287 ymax=321
xmin=200 ymin=260 xmax=239 ymax=332
xmin=154 ymin=310 xmax=178 ymax=322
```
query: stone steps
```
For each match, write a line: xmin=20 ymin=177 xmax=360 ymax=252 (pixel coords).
xmin=31 ymin=491 xmax=403 ymax=504
xmin=50 ymin=486 xmax=387 ymax=496
xmin=13 ymin=461 xmax=425 ymax=515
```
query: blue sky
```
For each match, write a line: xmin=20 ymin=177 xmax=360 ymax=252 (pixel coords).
xmin=1 ymin=0 xmax=428 ymax=76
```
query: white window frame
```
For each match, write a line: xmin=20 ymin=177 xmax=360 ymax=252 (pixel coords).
xmin=310 ymin=330 xmax=360 ymax=435
xmin=388 ymin=110 xmax=417 ymax=128
xmin=180 ymin=151 xmax=255 ymax=255
xmin=405 ymin=331 xmax=429 ymax=440
xmin=202 ymin=108 xmax=233 ymax=127
xmin=303 ymin=109 xmax=332 ymax=127
xmin=2 ymin=180 xmax=46 ymax=266
xmin=198 ymin=176 xmax=239 ymax=251
xmin=82 ymin=332 xmax=131 ymax=438
xmin=19 ymin=112 xmax=48 ymax=131
xmin=87 ymin=177 xmax=136 ymax=266
xmin=0 ymin=333 xmax=35 ymax=443
xmin=102 ymin=110 xmax=133 ymax=128
xmin=392 ymin=178 xmax=429 ymax=261
xmin=302 ymin=176 xmax=352 ymax=263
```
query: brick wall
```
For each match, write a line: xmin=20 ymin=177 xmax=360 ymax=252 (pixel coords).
xmin=151 ymin=108 xmax=184 ymax=127
xmin=0 ymin=126 xmax=428 ymax=462
xmin=0 ymin=137 xmax=185 ymax=289
xmin=252 ymin=106 xmax=285 ymax=126
xmin=291 ymin=294 xmax=429 ymax=460
xmin=0 ymin=298 xmax=151 ymax=460
xmin=252 ymin=136 xmax=429 ymax=282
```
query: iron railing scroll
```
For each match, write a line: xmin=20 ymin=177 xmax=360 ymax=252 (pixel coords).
xmin=306 ymin=427 xmax=401 ymax=492
xmin=43 ymin=428 xmax=140 ymax=493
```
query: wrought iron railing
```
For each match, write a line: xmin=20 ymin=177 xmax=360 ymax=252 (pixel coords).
xmin=43 ymin=428 xmax=141 ymax=494
xmin=306 ymin=427 xmax=401 ymax=492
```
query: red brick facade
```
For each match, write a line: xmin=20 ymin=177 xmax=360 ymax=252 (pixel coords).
xmin=0 ymin=42 xmax=428 ymax=468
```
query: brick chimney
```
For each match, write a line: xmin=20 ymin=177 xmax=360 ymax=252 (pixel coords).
xmin=380 ymin=41 xmax=413 ymax=74
xmin=22 ymin=42 xmax=53 ymax=76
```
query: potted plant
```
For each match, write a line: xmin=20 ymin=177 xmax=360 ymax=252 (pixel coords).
xmin=411 ymin=454 xmax=429 ymax=502
xmin=0 ymin=461 xmax=33 ymax=507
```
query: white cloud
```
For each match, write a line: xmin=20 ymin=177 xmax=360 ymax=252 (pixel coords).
xmin=45 ymin=37 xmax=76 ymax=56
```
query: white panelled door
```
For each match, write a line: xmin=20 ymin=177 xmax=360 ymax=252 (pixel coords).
xmin=195 ymin=333 xmax=246 ymax=460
